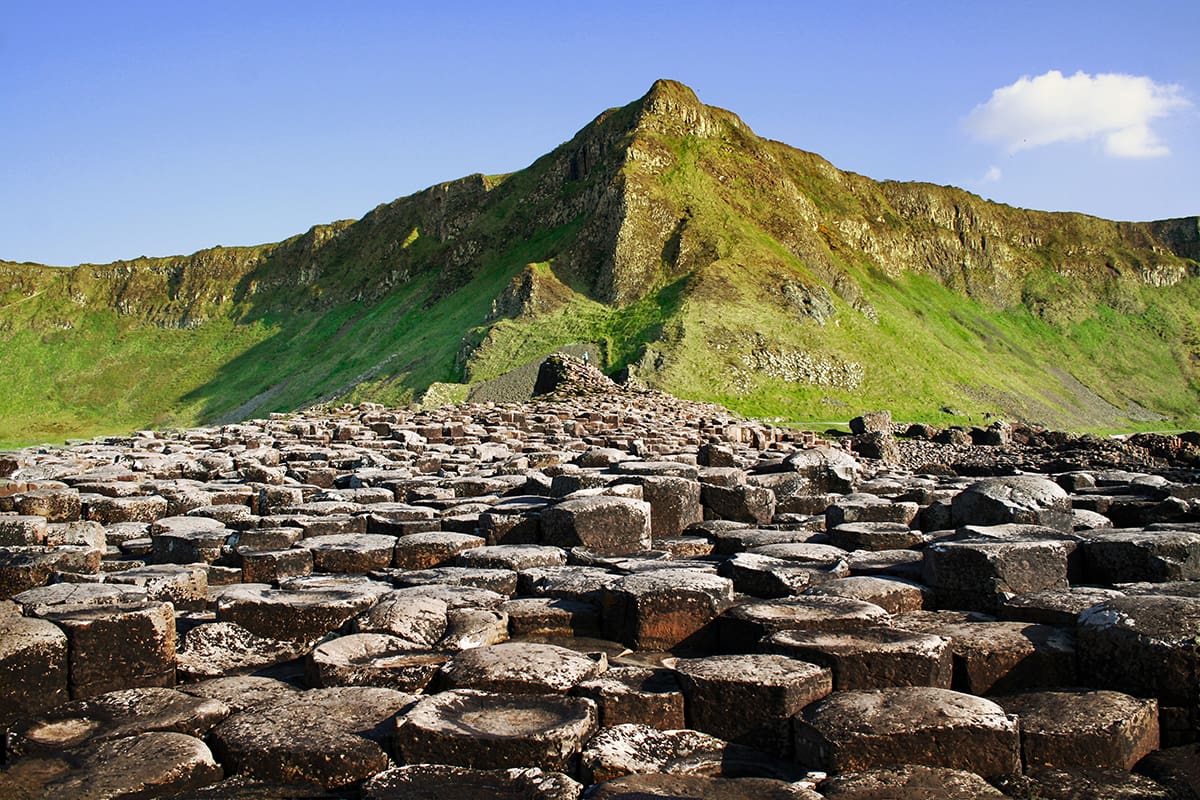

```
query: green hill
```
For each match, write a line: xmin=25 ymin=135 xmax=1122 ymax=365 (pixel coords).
xmin=2 ymin=79 xmax=1198 ymax=446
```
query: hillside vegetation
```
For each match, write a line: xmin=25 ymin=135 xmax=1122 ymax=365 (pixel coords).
xmin=1 ymin=80 xmax=1198 ymax=446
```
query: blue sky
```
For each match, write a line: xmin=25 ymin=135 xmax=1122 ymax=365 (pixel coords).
xmin=2 ymin=0 xmax=1197 ymax=266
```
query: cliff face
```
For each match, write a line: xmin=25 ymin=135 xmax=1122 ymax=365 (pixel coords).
xmin=1 ymin=79 xmax=1197 ymax=444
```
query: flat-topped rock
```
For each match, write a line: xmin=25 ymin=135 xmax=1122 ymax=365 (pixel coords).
xmin=951 ymin=476 xmax=1072 ymax=532
xmin=765 ymin=627 xmax=952 ymax=690
xmin=439 ymin=641 xmax=607 ymax=694
xmin=540 ymin=496 xmax=652 ymax=556
xmin=719 ymin=596 xmax=891 ymax=653
xmin=602 ymin=568 xmax=734 ymax=651
xmin=671 ymin=653 xmax=832 ymax=757
xmin=210 ymin=685 xmax=415 ymax=789
xmin=794 ymin=687 xmax=1021 ymax=778
xmin=362 ymin=764 xmax=583 ymax=800
xmin=995 ymin=689 xmax=1159 ymax=770
xmin=395 ymin=689 xmax=597 ymax=773
xmin=819 ymin=764 xmax=1008 ymax=799
xmin=215 ymin=584 xmax=381 ymax=642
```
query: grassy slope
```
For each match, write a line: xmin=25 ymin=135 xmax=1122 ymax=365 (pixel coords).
xmin=1 ymin=84 xmax=1197 ymax=446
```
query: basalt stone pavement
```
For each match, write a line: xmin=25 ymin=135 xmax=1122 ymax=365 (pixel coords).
xmin=1 ymin=383 xmax=1199 ymax=798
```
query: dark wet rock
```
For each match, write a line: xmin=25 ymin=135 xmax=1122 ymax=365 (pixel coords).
xmin=794 ymin=687 xmax=1021 ymax=778
xmin=395 ymin=689 xmax=597 ymax=774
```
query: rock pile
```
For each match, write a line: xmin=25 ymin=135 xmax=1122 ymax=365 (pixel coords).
xmin=1 ymin=379 xmax=1198 ymax=798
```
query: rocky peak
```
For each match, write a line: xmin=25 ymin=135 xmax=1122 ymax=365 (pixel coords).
xmin=632 ymin=78 xmax=745 ymax=139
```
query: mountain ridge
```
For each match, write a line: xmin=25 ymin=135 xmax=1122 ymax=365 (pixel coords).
xmin=1 ymin=79 xmax=1198 ymax=446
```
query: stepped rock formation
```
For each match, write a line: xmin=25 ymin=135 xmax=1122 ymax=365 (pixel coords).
xmin=1 ymin=80 xmax=1198 ymax=445
xmin=1 ymin=371 xmax=1199 ymax=797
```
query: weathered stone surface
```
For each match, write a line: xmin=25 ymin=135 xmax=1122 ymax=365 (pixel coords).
xmin=995 ymin=690 xmax=1159 ymax=770
xmin=503 ymin=597 xmax=601 ymax=637
xmin=586 ymin=772 xmax=821 ymax=799
xmin=701 ymin=483 xmax=777 ymax=525
xmin=439 ymin=641 xmax=607 ymax=694
xmin=87 ymin=494 xmax=169 ymax=524
xmin=301 ymin=533 xmax=398 ymax=573
xmin=395 ymin=689 xmax=597 ymax=773
xmin=803 ymin=575 xmax=927 ymax=614
xmin=951 ymin=476 xmax=1073 ymax=531
xmin=671 ymin=654 xmax=832 ymax=757
xmin=1079 ymin=528 xmax=1200 ymax=584
xmin=393 ymin=531 xmax=486 ymax=570
xmin=215 ymin=584 xmax=381 ymax=641
xmin=794 ymin=687 xmax=1021 ymax=778
xmin=0 ymin=613 xmax=68 ymax=724
xmin=765 ymin=628 xmax=952 ymax=690
xmin=42 ymin=601 xmax=176 ymax=698
xmin=0 ymin=731 xmax=223 ymax=799
xmin=579 ymin=723 xmax=807 ymax=785
xmin=922 ymin=538 xmax=1073 ymax=612
xmin=893 ymin=618 xmax=1076 ymax=694
xmin=7 ymin=686 xmax=230 ymax=757
xmin=572 ymin=666 xmax=686 ymax=729
xmin=178 ymin=675 xmax=301 ymax=713
xmin=783 ymin=447 xmax=861 ymax=493
xmin=540 ymin=497 xmax=652 ymax=556
xmin=105 ymin=563 xmax=209 ymax=610
xmin=177 ymin=621 xmax=311 ymax=679
xmin=354 ymin=591 xmax=448 ymax=645
xmin=362 ymin=764 xmax=583 ymax=800
xmin=210 ymin=686 xmax=415 ymax=788
xmin=238 ymin=547 xmax=314 ymax=584
xmin=603 ymin=568 xmax=734 ymax=651
xmin=720 ymin=552 xmax=848 ymax=598
xmin=457 ymin=544 xmax=568 ymax=571
xmin=719 ymin=596 xmax=890 ymax=653
xmin=819 ymin=764 xmax=1008 ymax=799
xmin=995 ymin=766 xmax=1176 ymax=799
xmin=0 ymin=514 xmax=49 ymax=545
xmin=997 ymin=586 xmax=1125 ymax=625
xmin=1078 ymin=595 xmax=1200 ymax=707
xmin=306 ymin=633 xmax=446 ymax=691
xmin=150 ymin=514 xmax=229 ymax=564
xmin=828 ymin=521 xmax=926 ymax=551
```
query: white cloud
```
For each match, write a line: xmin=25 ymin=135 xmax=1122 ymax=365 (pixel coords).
xmin=966 ymin=70 xmax=1189 ymax=158
xmin=982 ymin=165 xmax=1002 ymax=183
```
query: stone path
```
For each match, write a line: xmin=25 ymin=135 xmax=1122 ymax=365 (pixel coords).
xmin=1 ymin=378 xmax=1198 ymax=798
